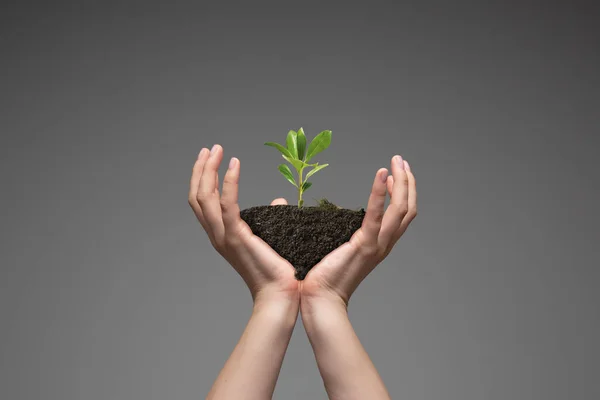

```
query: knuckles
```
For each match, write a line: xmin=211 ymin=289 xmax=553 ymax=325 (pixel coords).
xmin=372 ymin=211 xmax=385 ymax=224
xmin=398 ymin=204 xmax=409 ymax=217
xmin=390 ymin=202 xmax=409 ymax=218
xmin=196 ymin=190 xmax=212 ymax=204
xmin=409 ymin=209 xmax=418 ymax=220
xmin=397 ymin=172 xmax=409 ymax=184
xmin=405 ymin=205 xmax=417 ymax=222
xmin=222 ymin=176 xmax=239 ymax=186
xmin=219 ymin=198 xmax=233 ymax=212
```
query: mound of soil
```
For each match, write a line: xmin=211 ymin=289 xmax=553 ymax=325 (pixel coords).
xmin=240 ymin=205 xmax=365 ymax=280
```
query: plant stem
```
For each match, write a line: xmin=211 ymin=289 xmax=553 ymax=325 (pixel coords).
xmin=298 ymin=167 xmax=304 ymax=207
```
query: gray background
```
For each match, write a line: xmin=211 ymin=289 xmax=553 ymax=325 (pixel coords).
xmin=1 ymin=1 xmax=599 ymax=399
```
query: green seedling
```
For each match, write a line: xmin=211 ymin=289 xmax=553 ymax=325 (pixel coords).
xmin=313 ymin=197 xmax=362 ymax=212
xmin=316 ymin=197 xmax=341 ymax=210
xmin=265 ymin=127 xmax=332 ymax=208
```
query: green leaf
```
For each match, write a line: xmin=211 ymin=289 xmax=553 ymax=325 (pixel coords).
xmin=305 ymin=163 xmax=329 ymax=180
xmin=286 ymin=130 xmax=298 ymax=159
xmin=296 ymin=127 xmax=307 ymax=160
xmin=282 ymin=154 xmax=306 ymax=172
xmin=265 ymin=142 xmax=292 ymax=158
xmin=301 ymin=181 xmax=312 ymax=192
xmin=278 ymin=164 xmax=297 ymax=187
xmin=305 ymin=130 xmax=332 ymax=162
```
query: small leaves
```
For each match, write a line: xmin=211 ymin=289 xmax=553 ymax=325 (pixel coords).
xmin=266 ymin=127 xmax=332 ymax=207
xmin=282 ymin=154 xmax=306 ymax=172
xmin=265 ymin=142 xmax=292 ymax=158
xmin=278 ymin=164 xmax=297 ymax=187
xmin=286 ymin=130 xmax=298 ymax=159
xmin=305 ymin=163 xmax=329 ymax=180
xmin=296 ymin=127 xmax=307 ymax=160
xmin=305 ymin=130 xmax=332 ymax=162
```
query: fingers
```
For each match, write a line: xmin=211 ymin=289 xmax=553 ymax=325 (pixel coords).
xmin=197 ymin=144 xmax=225 ymax=243
xmin=392 ymin=160 xmax=417 ymax=241
xmin=386 ymin=174 xmax=394 ymax=197
xmin=360 ymin=168 xmax=389 ymax=250
xmin=220 ymin=156 xmax=242 ymax=230
xmin=270 ymin=198 xmax=288 ymax=205
xmin=379 ymin=155 xmax=409 ymax=248
xmin=404 ymin=161 xmax=417 ymax=217
xmin=189 ymin=148 xmax=210 ymax=228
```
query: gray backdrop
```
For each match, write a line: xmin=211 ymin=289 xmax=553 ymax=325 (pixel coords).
xmin=2 ymin=1 xmax=599 ymax=399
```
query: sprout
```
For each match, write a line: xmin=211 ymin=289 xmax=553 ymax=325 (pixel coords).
xmin=265 ymin=127 xmax=332 ymax=208
xmin=316 ymin=197 xmax=341 ymax=210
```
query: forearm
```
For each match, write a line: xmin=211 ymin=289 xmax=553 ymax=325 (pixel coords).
xmin=207 ymin=295 xmax=299 ymax=400
xmin=301 ymin=297 xmax=391 ymax=400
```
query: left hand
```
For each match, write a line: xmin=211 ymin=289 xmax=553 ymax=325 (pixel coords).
xmin=188 ymin=144 xmax=299 ymax=306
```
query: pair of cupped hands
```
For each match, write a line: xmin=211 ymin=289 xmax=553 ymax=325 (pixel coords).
xmin=188 ymin=144 xmax=417 ymax=312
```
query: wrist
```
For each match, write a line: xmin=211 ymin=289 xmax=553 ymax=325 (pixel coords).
xmin=299 ymin=275 xmax=351 ymax=313
xmin=252 ymin=291 xmax=299 ymax=327
xmin=300 ymin=292 xmax=348 ymax=321
xmin=300 ymin=296 xmax=351 ymax=342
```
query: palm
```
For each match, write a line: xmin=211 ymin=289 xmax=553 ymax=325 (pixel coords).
xmin=300 ymin=229 xmax=369 ymax=304
xmin=228 ymin=200 xmax=298 ymax=291
xmin=237 ymin=219 xmax=298 ymax=291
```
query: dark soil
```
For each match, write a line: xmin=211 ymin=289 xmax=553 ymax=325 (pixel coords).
xmin=240 ymin=205 xmax=366 ymax=280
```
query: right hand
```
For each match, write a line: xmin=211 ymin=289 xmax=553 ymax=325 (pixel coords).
xmin=188 ymin=144 xmax=299 ymax=306
xmin=300 ymin=155 xmax=417 ymax=309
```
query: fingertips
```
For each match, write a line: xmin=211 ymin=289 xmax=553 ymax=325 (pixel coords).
xmin=195 ymin=147 xmax=211 ymax=178
xmin=199 ymin=144 xmax=223 ymax=196
xmin=377 ymin=155 xmax=411 ymax=249
xmin=362 ymin=168 xmax=389 ymax=244
xmin=221 ymin=156 xmax=241 ymax=227
xmin=386 ymin=175 xmax=394 ymax=197
xmin=391 ymin=155 xmax=407 ymax=181
xmin=367 ymin=168 xmax=389 ymax=213
xmin=207 ymin=144 xmax=223 ymax=166
xmin=188 ymin=147 xmax=212 ymax=235
xmin=376 ymin=168 xmax=389 ymax=187
xmin=228 ymin=155 xmax=239 ymax=171
xmin=404 ymin=160 xmax=417 ymax=220
xmin=222 ymin=157 xmax=240 ymax=199
xmin=390 ymin=154 xmax=409 ymax=203
xmin=270 ymin=198 xmax=288 ymax=205
xmin=189 ymin=148 xmax=210 ymax=204
xmin=198 ymin=147 xmax=208 ymax=160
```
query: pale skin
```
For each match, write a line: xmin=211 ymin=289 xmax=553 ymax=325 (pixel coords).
xmin=189 ymin=144 xmax=417 ymax=400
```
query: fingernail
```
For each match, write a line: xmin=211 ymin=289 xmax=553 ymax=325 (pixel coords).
xmin=210 ymin=144 xmax=218 ymax=155
xmin=228 ymin=157 xmax=237 ymax=169
xmin=395 ymin=155 xmax=404 ymax=169
xmin=198 ymin=148 xmax=207 ymax=159
xmin=404 ymin=160 xmax=411 ymax=171
xmin=381 ymin=169 xmax=389 ymax=182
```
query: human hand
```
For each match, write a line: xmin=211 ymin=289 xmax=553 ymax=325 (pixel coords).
xmin=300 ymin=155 xmax=417 ymax=309
xmin=188 ymin=144 xmax=299 ymax=308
